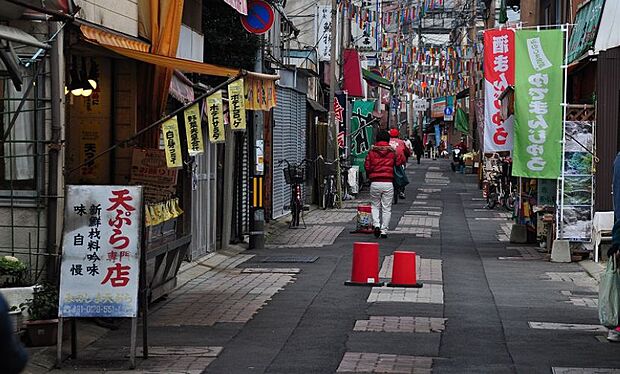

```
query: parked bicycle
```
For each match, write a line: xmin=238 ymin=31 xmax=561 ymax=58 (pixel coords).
xmin=485 ymin=154 xmax=517 ymax=211
xmin=317 ymin=155 xmax=351 ymax=209
xmin=278 ymin=158 xmax=312 ymax=228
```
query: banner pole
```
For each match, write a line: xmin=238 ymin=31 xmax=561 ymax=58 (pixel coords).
xmin=557 ymin=24 xmax=570 ymax=240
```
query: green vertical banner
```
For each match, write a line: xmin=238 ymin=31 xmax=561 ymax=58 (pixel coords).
xmin=350 ymin=100 xmax=376 ymax=179
xmin=513 ymin=29 xmax=564 ymax=179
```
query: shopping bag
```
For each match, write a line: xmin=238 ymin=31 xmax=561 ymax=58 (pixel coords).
xmin=393 ymin=165 xmax=409 ymax=187
xmin=599 ymin=256 xmax=620 ymax=328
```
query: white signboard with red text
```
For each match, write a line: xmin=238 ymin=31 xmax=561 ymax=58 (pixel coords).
xmin=59 ymin=185 xmax=142 ymax=318
xmin=483 ymin=29 xmax=515 ymax=153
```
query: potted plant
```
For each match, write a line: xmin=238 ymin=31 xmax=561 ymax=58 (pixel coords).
xmin=0 ymin=255 xmax=27 ymax=287
xmin=8 ymin=304 xmax=24 ymax=333
xmin=23 ymin=283 xmax=59 ymax=346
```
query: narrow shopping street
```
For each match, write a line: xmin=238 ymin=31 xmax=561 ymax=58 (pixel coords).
xmin=25 ymin=160 xmax=618 ymax=374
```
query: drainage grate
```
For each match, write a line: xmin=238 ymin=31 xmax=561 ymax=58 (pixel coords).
xmin=259 ymin=255 xmax=319 ymax=263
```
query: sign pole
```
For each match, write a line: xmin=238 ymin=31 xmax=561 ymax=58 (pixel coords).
xmin=140 ymin=204 xmax=148 ymax=359
xmin=130 ymin=316 xmax=137 ymax=368
xmin=56 ymin=317 xmax=63 ymax=367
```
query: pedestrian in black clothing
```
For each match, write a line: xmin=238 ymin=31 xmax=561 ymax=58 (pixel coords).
xmin=412 ymin=134 xmax=424 ymax=164
xmin=0 ymin=294 xmax=28 ymax=373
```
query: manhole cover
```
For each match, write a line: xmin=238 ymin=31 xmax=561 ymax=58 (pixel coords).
xmin=259 ymin=255 xmax=318 ymax=263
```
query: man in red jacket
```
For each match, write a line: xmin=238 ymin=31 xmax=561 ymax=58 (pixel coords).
xmin=365 ymin=130 xmax=406 ymax=238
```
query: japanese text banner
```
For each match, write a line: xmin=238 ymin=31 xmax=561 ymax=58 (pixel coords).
xmin=513 ymin=29 xmax=564 ymax=179
xmin=59 ymin=185 xmax=142 ymax=318
xmin=227 ymin=79 xmax=247 ymax=131
xmin=161 ymin=117 xmax=183 ymax=168
xmin=206 ymin=91 xmax=226 ymax=143
xmin=183 ymin=103 xmax=205 ymax=156
xmin=483 ymin=29 xmax=515 ymax=153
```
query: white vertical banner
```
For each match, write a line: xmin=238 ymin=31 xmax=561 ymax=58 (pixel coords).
xmin=316 ymin=5 xmax=333 ymax=61
xmin=59 ymin=185 xmax=142 ymax=317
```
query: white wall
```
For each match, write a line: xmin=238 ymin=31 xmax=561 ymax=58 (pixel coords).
xmin=74 ymin=0 xmax=139 ymax=36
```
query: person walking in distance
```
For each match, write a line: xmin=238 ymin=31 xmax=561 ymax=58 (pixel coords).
xmin=412 ymin=134 xmax=424 ymax=164
xmin=388 ymin=128 xmax=410 ymax=199
xmin=365 ymin=130 xmax=405 ymax=238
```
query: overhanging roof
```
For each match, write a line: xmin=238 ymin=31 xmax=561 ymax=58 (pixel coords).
xmin=307 ymin=98 xmax=327 ymax=113
xmin=362 ymin=68 xmax=393 ymax=89
xmin=0 ymin=24 xmax=49 ymax=49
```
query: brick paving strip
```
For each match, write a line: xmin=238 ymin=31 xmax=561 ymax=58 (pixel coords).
xmin=353 ymin=316 xmax=446 ymax=333
xmin=337 ymin=352 xmax=434 ymax=373
xmin=367 ymin=284 xmax=444 ymax=304
xmin=528 ymin=322 xmax=607 ymax=332
xmin=149 ymin=268 xmax=297 ymax=326
xmin=266 ymin=225 xmax=345 ymax=248
xmin=552 ymin=368 xmax=620 ymax=374
xmin=543 ymin=272 xmax=598 ymax=292
xmin=379 ymin=256 xmax=442 ymax=283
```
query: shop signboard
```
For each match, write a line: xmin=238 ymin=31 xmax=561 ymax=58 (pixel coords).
xmin=227 ymin=79 xmax=247 ymax=131
xmin=161 ymin=117 xmax=183 ymax=168
xmin=513 ymin=29 xmax=564 ymax=179
xmin=559 ymin=121 xmax=595 ymax=241
xmin=183 ymin=103 xmax=205 ymax=156
xmin=316 ymin=5 xmax=333 ymax=61
xmin=130 ymin=148 xmax=178 ymax=202
xmin=335 ymin=92 xmax=348 ymax=158
xmin=483 ymin=28 xmax=515 ymax=153
xmin=567 ymin=0 xmax=605 ymax=64
xmin=59 ymin=185 xmax=142 ymax=317
xmin=431 ymin=97 xmax=446 ymax=118
xmin=206 ymin=91 xmax=226 ymax=143
xmin=350 ymin=100 xmax=376 ymax=178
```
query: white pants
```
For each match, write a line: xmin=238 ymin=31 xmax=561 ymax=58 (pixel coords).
xmin=370 ymin=181 xmax=394 ymax=234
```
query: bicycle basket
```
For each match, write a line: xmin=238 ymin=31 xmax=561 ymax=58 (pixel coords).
xmin=283 ymin=165 xmax=306 ymax=184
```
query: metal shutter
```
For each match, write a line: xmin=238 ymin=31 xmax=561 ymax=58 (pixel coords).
xmin=272 ymin=87 xmax=307 ymax=219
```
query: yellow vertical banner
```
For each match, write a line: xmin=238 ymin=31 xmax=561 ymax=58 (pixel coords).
xmin=227 ymin=79 xmax=247 ymax=131
xmin=206 ymin=91 xmax=225 ymax=143
xmin=161 ymin=117 xmax=183 ymax=168
xmin=183 ymin=103 xmax=205 ymax=155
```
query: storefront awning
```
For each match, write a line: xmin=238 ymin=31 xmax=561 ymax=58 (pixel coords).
xmin=79 ymin=24 xmax=255 ymax=78
xmin=362 ymin=68 xmax=393 ymax=90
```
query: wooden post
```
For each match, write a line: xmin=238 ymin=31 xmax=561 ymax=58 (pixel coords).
xmin=56 ymin=317 xmax=63 ymax=368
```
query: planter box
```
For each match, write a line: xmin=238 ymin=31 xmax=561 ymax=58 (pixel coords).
xmin=24 ymin=319 xmax=58 ymax=347
xmin=8 ymin=309 xmax=23 ymax=333
xmin=0 ymin=286 xmax=35 ymax=310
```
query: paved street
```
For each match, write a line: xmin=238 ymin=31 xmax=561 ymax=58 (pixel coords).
xmin=32 ymin=159 xmax=620 ymax=374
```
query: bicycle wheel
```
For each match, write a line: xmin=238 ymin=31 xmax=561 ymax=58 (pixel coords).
xmin=291 ymin=200 xmax=300 ymax=227
xmin=504 ymin=191 xmax=516 ymax=211
xmin=321 ymin=188 xmax=328 ymax=210
xmin=487 ymin=186 xmax=497 ymax=209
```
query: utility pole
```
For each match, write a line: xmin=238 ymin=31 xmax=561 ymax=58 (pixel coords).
xmin=468 ymin=0 xmax=477 ymax=147
xmin=417 ymin=0 xmax=424 ymax=139
xmin=328 ymin=0 xmax=340 ymax=205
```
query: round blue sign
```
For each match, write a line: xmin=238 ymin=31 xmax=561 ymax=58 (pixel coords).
xmin=444 ymin=106 xmax=454 ymax=116
xmin=241 ymin=0 xmax=275 ymax=35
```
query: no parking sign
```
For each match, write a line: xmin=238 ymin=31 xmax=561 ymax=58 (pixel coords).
xmin=240 ymin=0 xmax=274 ymax=35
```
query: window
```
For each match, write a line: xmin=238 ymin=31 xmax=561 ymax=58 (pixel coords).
xmin=0 ymin=73 xmax=37 ymax=190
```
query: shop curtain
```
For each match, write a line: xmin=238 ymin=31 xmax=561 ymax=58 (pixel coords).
xmin=138 ymin=0 xmax=185 ymax=146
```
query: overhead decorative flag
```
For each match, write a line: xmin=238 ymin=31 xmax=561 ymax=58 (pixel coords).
xmin=206 ymin=91 xmax=226 ymax=143
xmin=227 ymin=79 xmax=247 ymax=131
xmin=183 ymin=103 xmax=204 ymax=156
xmin=161 ymin=117 xmax=183 ymax=168
xmin=483 ymin=28 xmax=515 ymax=153
xmin=244 ymin=76 xmax=277 ymax=111
xmin=513 ymin=29 xmax=564 ymax=179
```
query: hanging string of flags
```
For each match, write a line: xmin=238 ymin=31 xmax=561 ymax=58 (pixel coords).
xmin=161 ymin=77 xmax=276 ymax=168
